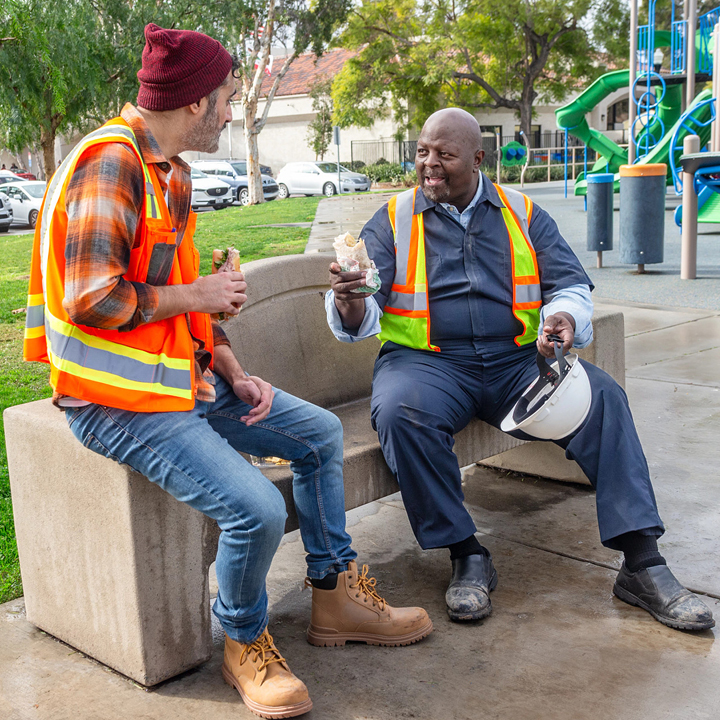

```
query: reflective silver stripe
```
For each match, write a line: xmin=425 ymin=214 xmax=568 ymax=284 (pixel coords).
xmin=25 ymin=304 xmax=45 ymax=329
xmin=45 ymin=321 xmax=192 ymax=392
xmin=499 ymin=185 xmax=534 ymax=248
xmin=148 ymin=193 xmax=159 ymax=219
xmin=40 ymin=125 xmax=149 ymax=288
xmin=145 ymin=181 xmax=156 ymax=196
xmin=515 ymin=284 xmax=541 ymax=304
xmin=393 ymin=189 xmax=415 ymax=285
xmin=387 ymin=291 xmax=427 ymax=311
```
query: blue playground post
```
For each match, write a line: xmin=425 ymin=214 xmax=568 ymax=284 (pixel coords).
xmin=564 ymin=128 xmax=569 ymax=198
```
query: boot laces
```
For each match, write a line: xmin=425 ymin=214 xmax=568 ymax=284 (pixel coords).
xmin=240 ymin=629 xmax=287 ymax=673
xmin=350 ymin=564 xmax=387 ymax=610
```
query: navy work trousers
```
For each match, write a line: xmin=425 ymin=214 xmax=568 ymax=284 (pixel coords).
xmin=370 ymin=341 xmax=664 ymax=551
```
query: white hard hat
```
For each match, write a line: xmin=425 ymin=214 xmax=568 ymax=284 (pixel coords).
xmin=501 ymin=339 xmax=592 ymax=440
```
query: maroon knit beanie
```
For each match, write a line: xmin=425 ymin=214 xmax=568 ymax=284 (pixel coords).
xmin=137 ymin=23 xmax=233 ymax=111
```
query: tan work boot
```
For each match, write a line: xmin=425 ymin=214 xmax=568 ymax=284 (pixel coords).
xmin=306 ymin=560 xmax=433 ymax=647
xmin=222 ymin=629 xmax=313 ymax=719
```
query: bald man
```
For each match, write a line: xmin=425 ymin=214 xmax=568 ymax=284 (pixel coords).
xmin=325 ymin=108 xmax=714 ymax=632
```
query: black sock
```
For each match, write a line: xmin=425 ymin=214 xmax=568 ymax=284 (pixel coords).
xmin=615 ymin=531 xmax=666 ymax=573
xmin=447 ymin=535 xmax=488 ymax=561
xmin=311 ymin=573 xmax=338 ymax=590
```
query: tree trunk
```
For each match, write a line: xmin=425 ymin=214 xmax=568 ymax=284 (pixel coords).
xmin=243 ymin=102 xmax=264 ymax=205
xmin=40 ymin=126 xmax=56 ymax=180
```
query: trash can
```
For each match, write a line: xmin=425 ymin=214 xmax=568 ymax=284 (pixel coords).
xmin=619 ymin=163 xmax=667 ymax=271
xmin=586 ymin=173 xmax=614 ymax=267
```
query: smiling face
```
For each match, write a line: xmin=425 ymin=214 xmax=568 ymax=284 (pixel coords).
xmin=415 ymin=109 xmax=484 ymax=209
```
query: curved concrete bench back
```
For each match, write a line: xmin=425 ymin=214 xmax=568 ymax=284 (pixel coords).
xmin=4 ymin=252 xmax=625 ymax=686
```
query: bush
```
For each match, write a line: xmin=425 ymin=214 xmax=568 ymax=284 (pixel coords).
xmin=341 ymin=160 xmax=366 ymax=172
xmin=364 ymin=162 xmax=405 ymax=184
xmin=482 ymin=164 xmax=568 ymax=184
xmin=402 ymin=169 xmax=418 ymax=187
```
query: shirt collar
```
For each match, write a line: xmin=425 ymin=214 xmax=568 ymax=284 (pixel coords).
xmin=413 ymin=171 xmax=504 ymax=215
xmin=120 ymin=103 xmax=189 ymax=175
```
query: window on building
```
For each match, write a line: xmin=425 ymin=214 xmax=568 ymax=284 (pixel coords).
xmin=607 ymin=99 xmax=629 ymax=131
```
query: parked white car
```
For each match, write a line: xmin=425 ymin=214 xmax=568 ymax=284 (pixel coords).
xmin=275 ymin=162 xmax=371 ymax=199
xmin=190 ymin=169 xmax=234 ymax=210
xmin=0 ymin=181 xmax=45 ymax=228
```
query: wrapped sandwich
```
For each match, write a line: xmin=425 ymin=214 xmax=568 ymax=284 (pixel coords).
xmin=333 ymin=232 xmax=381 ymax=294
xmin=212 ymin=246 xmax=242 ymax=320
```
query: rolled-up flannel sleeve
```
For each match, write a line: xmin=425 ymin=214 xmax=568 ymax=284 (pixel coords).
xmin=63 ymin=143 xmax=159 ymax=331
xmin=212 ymin=320 xmax=232 ymax=348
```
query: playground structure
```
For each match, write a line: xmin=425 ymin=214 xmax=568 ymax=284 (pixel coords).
xmin=555 ymin=1 xmax=720 ymax=205
xmin=552 ymin=0 xmax=720 ymax=279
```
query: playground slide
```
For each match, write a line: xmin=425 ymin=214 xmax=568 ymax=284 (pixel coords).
xmin=555 ymin=28 xmax=708 ymax=194
xmin=675 ymin=181 xmax=720 ymax=225
xmin=568 ymin=88 xmax=713 ymax=195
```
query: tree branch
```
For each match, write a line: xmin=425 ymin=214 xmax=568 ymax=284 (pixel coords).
xmin=256 ymin=50 xmax=299 ymax=132
xmin=452 ymin=71 xmax=521 ymax=110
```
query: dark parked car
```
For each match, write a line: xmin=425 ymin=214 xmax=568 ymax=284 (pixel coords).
xmin=190 ymin=160 xmax=279 ymax=205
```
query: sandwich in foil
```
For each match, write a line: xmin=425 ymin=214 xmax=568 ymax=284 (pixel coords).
xmin=333 ymin=232 xmax=381 ymax=294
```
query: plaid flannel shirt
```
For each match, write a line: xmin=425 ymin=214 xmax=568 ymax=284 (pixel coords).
xmin=59 ymin=102 xmax=230 ymax=406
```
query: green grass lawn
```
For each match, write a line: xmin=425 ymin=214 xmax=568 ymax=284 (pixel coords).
xmin=0 ymin=197 xmax=320 ymax=604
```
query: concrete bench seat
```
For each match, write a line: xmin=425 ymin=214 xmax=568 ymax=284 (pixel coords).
xmin=4 ymin=253 xmax=625 ymax=686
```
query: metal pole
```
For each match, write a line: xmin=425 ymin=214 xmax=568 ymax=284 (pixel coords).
xmin=227 ymin=122 xmax=233 ymax=159
xmin=496 ymin=131 xmax=502 ymax=183
xmin=713 ymin=23 xmax=720 ymax=151
xmin=564 ymin=129 xmax=568 ymax=197
xmin=681 ymin=134 xmax=700 ymax=279
xmin=547 ymin=146 xmax=551 ymax=182
xmin=686 ymin=0 xmax=697 ymax=108
xmin=337 ymin=142 xmax=341 ymax=194
xmin=629 ymin=0 xmax=639 ymax=164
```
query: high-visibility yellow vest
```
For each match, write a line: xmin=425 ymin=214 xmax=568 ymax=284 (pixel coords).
xmin=23 ymin=117 xmax=213 ymax=412
xmin=378 ymin=184 xmax=541 ymax=351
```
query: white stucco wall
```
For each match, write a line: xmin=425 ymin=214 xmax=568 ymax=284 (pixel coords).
xmin=183 ymin=94 xmax=400 ymax=174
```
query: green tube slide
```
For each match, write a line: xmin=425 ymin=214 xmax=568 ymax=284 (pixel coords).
xmin=556 ymin=29 xmax=709 ymax=195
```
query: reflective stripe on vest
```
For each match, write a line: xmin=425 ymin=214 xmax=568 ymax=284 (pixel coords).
xmin=43 ymin=308 xmax=192 ymax=400
xmin=39 ymin=125 xmax=159 ymax=290
xmin=378 ymin=187 xmax=439 ymax=352
xmin=23 ymin=117 xmax=205 ymax=412
xmin=495 ymin=185 xmax=541 ymax=345
xmin=378 ymin=184 xmax=541 ymax=351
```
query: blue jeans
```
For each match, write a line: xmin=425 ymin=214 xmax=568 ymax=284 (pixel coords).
xmin=65 ymin=374 xmax=356 ymax=644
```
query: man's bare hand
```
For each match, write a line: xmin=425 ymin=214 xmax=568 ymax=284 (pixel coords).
xmin=537 ymin=312 xmax=575 ymax=358
xmin=330 ymin=262 xmax=368 ymax=304
xmin=191 ymin=271 xmax=247 ymax=316
xmin=232 ymin=375 xmax=274 ymax=426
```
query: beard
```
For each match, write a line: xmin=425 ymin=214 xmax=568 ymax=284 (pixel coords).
xmin=421 ymin=174 xmax=451 ymax=203
xmin=184 ymin=101 xmax=225 ymax=153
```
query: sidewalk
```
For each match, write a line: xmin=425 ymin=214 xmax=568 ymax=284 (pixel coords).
xmin=2 ymin=186 xmax=719 ymax=720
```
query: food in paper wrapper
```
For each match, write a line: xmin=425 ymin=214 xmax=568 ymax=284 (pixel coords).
xmin=212 ymin=246 xmax=242 ymax=320
xmin=333 ymin=232 xmax=381 ymax=294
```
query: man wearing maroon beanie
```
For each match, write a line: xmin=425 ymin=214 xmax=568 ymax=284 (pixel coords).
xmin=28 ymin=22 xmax=432 ymax=720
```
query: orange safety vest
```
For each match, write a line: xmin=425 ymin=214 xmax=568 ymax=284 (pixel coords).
xmin=23 ymin=117 xmax=212 ymax=412
xmin=378 ymin=184 xmax=541 ymax=352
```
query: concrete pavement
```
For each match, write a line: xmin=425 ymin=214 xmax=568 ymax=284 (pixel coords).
xmin=2 ymin=185 xmax=720 ymax=720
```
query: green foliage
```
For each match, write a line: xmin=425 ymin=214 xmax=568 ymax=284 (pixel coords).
xmin=306 ymin=76 xmax=335 ymax=160
xmin=333 ymin=0 xmax=604 ymax=136
xmin=363 ymin=162 xmax=406 ymax=183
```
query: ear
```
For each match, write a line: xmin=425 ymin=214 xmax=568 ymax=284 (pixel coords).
xmin=187 ymin=97 xmax=208 ymax=117
xmin=474 ymin=150 xmax=485 ymax=172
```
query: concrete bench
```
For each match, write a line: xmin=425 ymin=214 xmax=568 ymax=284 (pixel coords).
xmin=4 ymin=253 xmax=625 ymax=686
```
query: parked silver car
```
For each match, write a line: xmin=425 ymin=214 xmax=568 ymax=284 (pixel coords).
xmin=275 ymin=162 xmax=370 ymax=198
xmin=0 ymin=181 xmax=45 ymax=228
xmin=190 ymin=169 xmax=233 ymax=210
